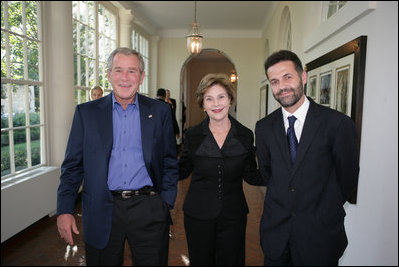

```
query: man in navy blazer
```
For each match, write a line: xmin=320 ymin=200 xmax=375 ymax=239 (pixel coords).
xmin=255 ymin=50 xmax=359 ymax=266
xmin=57 ymin=47 xmax=178 ymax=265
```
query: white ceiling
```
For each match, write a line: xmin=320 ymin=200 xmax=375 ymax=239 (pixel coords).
xmin=116 ymin=1 xmax=278 ymax=37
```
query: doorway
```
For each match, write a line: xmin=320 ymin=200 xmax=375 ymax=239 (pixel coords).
xmin=180 ymin=48 xmax=237 ymax=132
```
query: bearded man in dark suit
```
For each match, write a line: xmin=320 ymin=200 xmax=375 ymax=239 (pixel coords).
xmin=255 ymin=50 xmax=359 ymax=266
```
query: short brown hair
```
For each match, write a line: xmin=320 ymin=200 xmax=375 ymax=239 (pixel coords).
xmin=196 ymin=73 xmax=235 ymax=108
xmin=90 ymin=85 xmax=103 ymax=95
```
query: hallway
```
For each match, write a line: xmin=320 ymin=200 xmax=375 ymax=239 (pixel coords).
xmin=1 ymin=179 xmax=265 ymax=266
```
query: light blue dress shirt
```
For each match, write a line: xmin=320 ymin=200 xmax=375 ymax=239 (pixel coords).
xmin=107 ymin=92 xmax=153 ymax=190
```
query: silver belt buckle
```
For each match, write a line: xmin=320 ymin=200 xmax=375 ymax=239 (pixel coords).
xmin=121 ymin=190 xmax=131 ymax=199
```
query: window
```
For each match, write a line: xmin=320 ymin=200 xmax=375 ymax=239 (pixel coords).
xmin=1 ymin=1 xmax=44 ymax=178
xmin=324 ymin=1 xmax=347 ymax=20
xmin=131 ymin=30 xmax=149 ymax=96
xmin=72 ymin=1 xmax=116 ymax=105
xmin=280 ymin=6 xmax=292 ymax=50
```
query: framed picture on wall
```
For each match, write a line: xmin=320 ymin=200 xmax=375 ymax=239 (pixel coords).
xmin=335 ymin=65 xmax=350 ymax=114
xmin=305 ymin=36 xmax=368 ymax=204
xmin=307 ymin=75 xmax=317 ymax=99
xmin=320 ymin=71 xmax=332 ymax=106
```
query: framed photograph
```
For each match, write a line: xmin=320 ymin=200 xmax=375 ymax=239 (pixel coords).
xmin=335 ymin=65 xmax=350 ymax=114
xmin=320 ymin=72 xmax=332 ymax=106
xmin=305 ymin=36 xmax=367 ymax=204
xmin=307 ymin=75 xmax=317 ymax=99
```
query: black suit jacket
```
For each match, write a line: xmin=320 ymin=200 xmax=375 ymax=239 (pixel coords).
xmin=255 ymin=97 xmax=359 ymax=264
xmin=170 ymin=98 xmax=180 ymax=135
xmin=179 ymin=116 xmax=263 ymax=220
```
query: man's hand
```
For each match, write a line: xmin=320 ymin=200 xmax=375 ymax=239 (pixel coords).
xmin=57 ymin=214 xmax=79 ymax=245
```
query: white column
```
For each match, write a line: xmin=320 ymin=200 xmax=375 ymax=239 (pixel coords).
xmin=119 ymin=10 xmax=134 ymax=47
xmin=42 ymin=1 xmax=74 ymax=166
xmin=150 ymin=35 xmax=160 ymax=98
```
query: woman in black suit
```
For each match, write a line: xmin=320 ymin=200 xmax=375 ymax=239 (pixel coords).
xmin=179 ymin=73 xmax=264 ymax=266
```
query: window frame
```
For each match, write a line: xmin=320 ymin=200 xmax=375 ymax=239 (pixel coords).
xmin=1 ymin=1 xmax=45 ymax=179
xmin=72 ymin=1 xmax=117 ymax=104
xmin=131 ymin=29 xmax=149 ymax=96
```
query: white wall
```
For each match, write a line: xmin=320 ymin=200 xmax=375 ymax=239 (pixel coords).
xmin=1 ymin=167 xmax=60 ymax=242
xmin=261 ymin=1 xmax=398 ymax=265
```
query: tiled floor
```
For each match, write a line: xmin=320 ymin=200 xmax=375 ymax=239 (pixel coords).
xmin=1 ymin=178 xmax=265 ymax=266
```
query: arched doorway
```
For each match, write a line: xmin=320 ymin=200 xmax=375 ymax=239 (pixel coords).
xmin=180 ymin=49 xmax=237 ymax=132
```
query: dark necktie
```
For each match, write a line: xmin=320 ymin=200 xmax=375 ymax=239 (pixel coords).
xmin=287 ymin=116 xmax=298 ymax=164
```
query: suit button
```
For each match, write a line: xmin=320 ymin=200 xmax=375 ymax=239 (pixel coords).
xmin=290 ymin=188 xmax=295 ymax=192
xmin=291 ymin=212 xmax=296 ymax=217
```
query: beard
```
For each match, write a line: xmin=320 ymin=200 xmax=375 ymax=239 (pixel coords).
xmin=273 ymin=81 xmax=304 ymax=108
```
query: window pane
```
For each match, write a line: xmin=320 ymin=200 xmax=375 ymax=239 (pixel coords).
xmin=1 ymin=131 xmax=11 ymax=176
xmin=87 ymin=29 xmax=95 ymax=58
xmin=27 ymin=40 xmax=39 ymax=81
xmin=14 ymin=128 xmax=27 ymax=171
xmin=80 ymin=56 xmax=86 ymax=86
xmin=28 ymin=85 xmax=40 ymax=124
xmin=1 ymin=33 xmax=6 ymax=78
xmin=81 ymin=89 xmax=87 ymax=103
xmin=74 ymin=89 xmax=79 ymax=106
xmin=88 ymin=59 xmax=95 ymax=88
xmin=87 ymin=1 xmax=95 ymax=26
xmin=99 ymin=62 xmax=104 ymax=88
xmin=9 ymin=33 xmax=24 ymax=80
xmin=72 ymin=1 xmax=78 ymax=19
xmin=74 ymin=53 xmax=78 ymax=85
xmin=1 ymin=2 xmax=4 ymax=29
xmin=73 ymin=20 xmax=78 ymax=52
xmin=8 ymin=1 xmax=23 ymax=35
xmin=80 ymin=24 xmax=86 ymax=55
xmin=1 ymin=84 xmax=9 ymax=128
xmin=79 ymin=1 xmax=87 ymax=24
xmin=26 ymin=1 xmax=38 ymax=39
xmin=12 ymin=84 xmax=26 ymax=127
xmin=31 ymin=126 xmax=40 ymax=166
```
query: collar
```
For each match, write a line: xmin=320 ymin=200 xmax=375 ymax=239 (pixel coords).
xmin=282 ymin=96 xmax=310 ymax=123
xmin=111 ymin=91 xmax=138 ymax=110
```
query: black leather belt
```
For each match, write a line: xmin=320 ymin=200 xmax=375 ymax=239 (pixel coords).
xmin=111 ymin=186 xmax=157 ymax=199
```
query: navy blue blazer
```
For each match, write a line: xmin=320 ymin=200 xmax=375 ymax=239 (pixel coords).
xmin=255 ymin=97 xmax=359 ymax=264
xmin=57 ymin=93 xmax=179 ymax=249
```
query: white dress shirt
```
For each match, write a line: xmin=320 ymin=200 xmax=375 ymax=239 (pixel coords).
xmin=282 ymin=97 xmax=310 ymax=142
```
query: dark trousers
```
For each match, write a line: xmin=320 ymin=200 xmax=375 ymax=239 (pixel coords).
xmin=263 ymin=239 xmax=339 ymax=266
xmin=85 ymin=194 xmax=170 ymax=266
xmin=184 ymin=213 xmax=247 ymax=266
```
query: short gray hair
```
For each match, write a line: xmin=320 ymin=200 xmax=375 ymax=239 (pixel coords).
xmin=106 ymin=47 xmax=145 ymax=73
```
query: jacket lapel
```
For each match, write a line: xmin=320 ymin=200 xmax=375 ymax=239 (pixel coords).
xmin=138 ymin=94 xmax=154 ymax=166
xmin=290 ymin=98 xmax=322 ymax=178
xmin=272 ymin=109 xmax=292 ymax=166
xmin=97 ymin=93 xmax=113 ymax=159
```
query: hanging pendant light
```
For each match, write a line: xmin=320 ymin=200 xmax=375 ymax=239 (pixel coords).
xmin=230 ymin=69 xmax=238 ymax=83
xmin=186 ymin=1 xmax=203 ymax=54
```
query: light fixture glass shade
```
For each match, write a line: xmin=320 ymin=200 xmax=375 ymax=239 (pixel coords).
xmin=230 ymin=70 xmax=238 ymax=83
xmin=186 ymin=22 xmax=203 ymax=54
